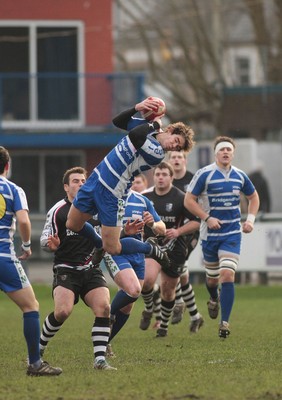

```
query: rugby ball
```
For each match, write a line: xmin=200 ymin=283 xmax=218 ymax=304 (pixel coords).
xmin=141 ymin=97 xmax=166 ymax=121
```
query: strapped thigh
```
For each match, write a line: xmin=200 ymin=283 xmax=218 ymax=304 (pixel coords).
xmin=219 ymin=257 xmax=238 ymax=273
xmin=204 ymin=261 xmax=220 ymax=280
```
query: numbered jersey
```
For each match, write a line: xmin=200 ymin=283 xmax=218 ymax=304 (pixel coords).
xmin=0 ymin=176 xmax=29 ymax=260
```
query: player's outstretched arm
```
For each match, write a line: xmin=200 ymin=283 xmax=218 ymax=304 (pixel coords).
xmin=112 ymin=107 xmax=137 ymax=130
xmin=113 ymin=97 xmax=163 ymax=130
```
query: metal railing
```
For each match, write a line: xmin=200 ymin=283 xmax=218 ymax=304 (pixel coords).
xmin=0 ymin=72 xmax=145 ymax=132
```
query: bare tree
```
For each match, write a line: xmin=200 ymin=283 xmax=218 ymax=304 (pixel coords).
xmin=243 ymin=0 xmax=282 ymax=83
xmin=114 ymin=0 xmax=282 ymax=130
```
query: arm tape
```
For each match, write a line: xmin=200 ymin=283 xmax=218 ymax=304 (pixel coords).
xmin=247 ymin=214 xmax=255 ymax=224
xmin=22 ymin=241 xmax=31 ymax=251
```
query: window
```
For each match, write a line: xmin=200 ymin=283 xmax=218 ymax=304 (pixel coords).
xmin=0 ymin=27 xmax=29 ymax=120
xmin=235 ymin=57 xmax=250 ymax=86
xmin=10 ymin=151 xmax=85 ymax=213
xmin=0 ymin=21 xmax=84 ymax=129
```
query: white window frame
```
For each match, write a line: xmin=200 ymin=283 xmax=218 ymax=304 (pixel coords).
xmin=10 ymin=149 xmax=86 ymax=213
xmin=0 ymin=20 xmax=85 ymax=130
xmin=235 ymin=56 xmax=250 ymax=86
xmin=223 ymin=46 xmax=264 ymax=87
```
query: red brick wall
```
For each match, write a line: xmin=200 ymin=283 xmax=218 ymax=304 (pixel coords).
xmin=0 ymin=0 xmax=113 ymax=73
xmin=0 ymin=0 xmax=113 ymax=125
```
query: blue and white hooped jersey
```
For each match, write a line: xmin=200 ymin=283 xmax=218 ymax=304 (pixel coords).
xmin=187 ymin=162 xmax=255 ymax=241
xmin=123 ymin=190 xmax=161 ymax=241
xmin=93 ymin=133 xmax=165 ymax=199
xmin=0 ymin=176 xmax=29 ymax=259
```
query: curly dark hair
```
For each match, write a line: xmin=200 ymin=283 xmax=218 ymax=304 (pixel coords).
xmin=168 ymin=122 xmax=195 ymax=152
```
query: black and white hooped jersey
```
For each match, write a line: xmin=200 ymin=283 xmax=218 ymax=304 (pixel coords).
xmin=173 ymin=170 xmax=194 ymax=193
xmin=40 ymin=197 xmax=99 ymax=267
xmin=172 ymin=170 xmax=200 ymax=249
xmin=187 ymin=162 xmax=255 ymax=241
xmin=143 ymin=186 xmax=198 ymax=253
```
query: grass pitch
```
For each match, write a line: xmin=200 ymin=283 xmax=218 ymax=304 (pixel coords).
xmin=0 ymin=284 xmax=281 ymax=400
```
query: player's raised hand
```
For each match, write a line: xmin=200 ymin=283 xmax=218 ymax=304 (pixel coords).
xmin=143 ymin=211 xmax=155 ymax=227
xmin=135 ymin=97 xmax=160 ymax=112
xmin=123 ymin=219 xmax=144 ymax=236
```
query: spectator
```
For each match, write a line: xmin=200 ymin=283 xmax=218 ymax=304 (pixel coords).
xmin=249 ymin=163 xmax=271 ymax=212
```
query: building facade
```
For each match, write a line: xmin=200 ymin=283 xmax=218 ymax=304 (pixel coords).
xmin=0 ymin=0 xmax=146 ymax=258
xmin=0 ymin=0 xmax=144 ymax=216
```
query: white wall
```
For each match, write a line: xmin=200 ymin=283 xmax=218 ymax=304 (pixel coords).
xmin=186 ymin=221 xmax=282 ymax=272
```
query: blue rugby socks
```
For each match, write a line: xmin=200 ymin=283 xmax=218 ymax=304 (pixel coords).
xmin=220 ymin=282 xmax=235 ymax=323
xmin=110 ymin=310 xmax=130 ymax=341
xmin=23 ymin=311 xmax=41 ymax=365
xmin=206 ymin=282 xmax=219 ymax=301
xmin=120 ymin=237 xmax=151 ymax=254
xmin=111 ymin=290 xmax=138 ymax=314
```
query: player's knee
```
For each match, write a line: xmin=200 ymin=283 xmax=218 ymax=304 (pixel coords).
xmin=220 ymin=271 xmax=235 ymax=283
xmin=127 ymin=286 xmax=141 ymax=298
xmin=33 ymin=298 xmax=40 ymax=311
xmin=22 ymin=297 xmax=40 ymax=313
xmin=103 ymin=302 xmax=111 ymax=317
xmin=103 ymin=241 xmax=121 ymax=255
xmin=160 ymin=285 xmax=175 ymax=301
xmin=142 ymin=280 xmax=154 ymax=292
xmin=55 ymin=308 xmax=72 ymax=323
xmin=206 ymin=276 xmax=219 ymax=287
